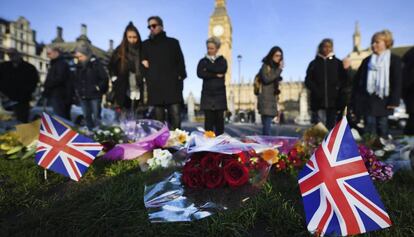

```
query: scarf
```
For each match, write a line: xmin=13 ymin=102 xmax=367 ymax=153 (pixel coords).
xmin=367 ymin=50 xmax=391 ymax=99
xmin=205 ymin=54 xmax=222 ymax=63
xmin=317 ymin=52 xmax=335 ymax=60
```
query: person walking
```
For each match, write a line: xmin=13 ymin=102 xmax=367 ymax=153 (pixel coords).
xmin=402 ymin=47 xmax=414 ymax=135
xmin=197 ymin=37 xmax=228 ymax=135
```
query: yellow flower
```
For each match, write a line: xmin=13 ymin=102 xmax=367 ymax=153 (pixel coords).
xmin=262 ymin=149 xmax=280 ymax=165
xmin=177 ymin=133 xmax=188 ymax=144
xmin=204 ymin=131 xmax=216 ymax=138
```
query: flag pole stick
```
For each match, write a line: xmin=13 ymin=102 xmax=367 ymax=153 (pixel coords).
xmin=42 ymin=97 xmax=48 ymax=181
xmin=342 ymin=106 xmax=348 ymax=117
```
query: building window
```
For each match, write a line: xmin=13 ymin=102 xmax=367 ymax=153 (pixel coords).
xmin=20 ymin=43 xmax=23 ymax=51
xmin=20 ymin=33 xmax=24 ymax=40
xmin=39 ymin=62 xmax=43 ymax=70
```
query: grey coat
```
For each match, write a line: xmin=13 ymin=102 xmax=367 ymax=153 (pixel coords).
xmin=257 ymin=64 xmax=282 ymax=116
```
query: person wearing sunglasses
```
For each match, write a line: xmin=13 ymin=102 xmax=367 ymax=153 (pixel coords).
xmin=142 ymin=16 xmax=187 ymax=129
xmin=305 ymin=38 xmax=348 ymax=130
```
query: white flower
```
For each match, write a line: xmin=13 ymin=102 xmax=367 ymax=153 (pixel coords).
xmin=166 ymin=129 xmax=189 ymax=147
xmin=147 ymin=149 xmax=174 ymax=169
xmin=103 ymin=131 xmax=110 ymax=136
xmin=113 ymin=127 xmax=121 ymax=134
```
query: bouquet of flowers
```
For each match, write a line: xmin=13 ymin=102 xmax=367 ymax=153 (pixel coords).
xmin=93 ymin=126 xmax=126 ymax=152
xmin=0 ymin=132 xmax=36 ymax=160
xmin=146 ymin=149 xmax=176 ymax=170
xmin=182 ymin=150 xmax=271 ymax=189
xmin=164 ymin=129 xmax=189 ymax=148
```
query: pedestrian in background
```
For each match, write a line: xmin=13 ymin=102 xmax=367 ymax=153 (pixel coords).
xmin=197 ymin=37 xmax=228 ymax=135
xmin=305 ymin=38 xmax=348 ymax=129
xmin=0 ymin=48 xmax=38 ymax=122
xmin=353 ymin=30 xmax=402 ymax=139
xmin=108 ymin=22 xmax=144 ymax=116
xmin=74 ymin=44 xmax=109 ymax=130
xmin=142 ymin=16 xmax=187 ymax=129
xmin=44 ymin=46 xmax=72 ymax=119
xmin=257 ymin=46 xmax=284 ymax=135
xmin=402 ymin=47 xmax=414 ymax=135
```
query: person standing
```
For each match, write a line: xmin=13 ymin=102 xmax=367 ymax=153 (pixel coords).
xmin=353 ymin=30 xmax=402 ymax=138
xmin=43 ymin=46 xmax=72 ymax=119
xmin=257 ymin=46 xmax=284 ymax=135
xmin=402 ymin=47 xmax=414 ymax=135
xmin=74 ymin=44 xmax=109 ymax=130
xmin=108 ymin=22 xmax=144 ymax=115
xmin=142 ymin=16 xmax=186 ymax=129
xmin=197 ymin=37 xmax=228 ymax=135
xmin=305 ymin=39 xmax=348 ymax=129
xmin=0 ymin=48 xmax=38 ymax=122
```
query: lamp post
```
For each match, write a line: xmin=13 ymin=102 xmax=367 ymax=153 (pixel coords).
xmin=237 ymin=55 xmax=242 ymax=116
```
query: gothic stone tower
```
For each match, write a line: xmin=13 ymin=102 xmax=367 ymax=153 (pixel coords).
xmin=208 ymin=0 xmax=232 ymax=87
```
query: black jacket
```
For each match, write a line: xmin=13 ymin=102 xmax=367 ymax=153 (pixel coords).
xmin=142 ymin=31 xmax=186 ymax=105
xmin=108 ymin=47 xmax=144 ymax=107
xmin=353 ymin=53 xmax=402 ymax=116
xmin=197 ymin=56 xmax=228 ymax=110
xmin=44 ymin=56 xmax=72 ymax=104
xmin=74 ymin=57 xmax=109 ymax=100
xmin=305 ymin=55 xmax=347 ymax=111
xmin=0 ymin=60 xmax=38 ymax=102
xmin=402 ymin=48 xmax=414 ymax=114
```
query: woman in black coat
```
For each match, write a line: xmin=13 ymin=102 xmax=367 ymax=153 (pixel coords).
xmin=305 ymin=38 xmax=348 ymax=129
xmin=108 ymin=22 xmax=143 ymax=113
xmin=197 ymin=37 xmax=228 ymax=135
xmin=257 ymin=46 xmax=283 ymax=135
xmin=353 ymin=30 xmax=402 ymax=138
xmin=402 ymin=47 xmax=414 ymax=134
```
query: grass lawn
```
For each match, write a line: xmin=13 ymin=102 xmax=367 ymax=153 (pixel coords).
xmin=1 ymin=157 xmax=414 ymax=237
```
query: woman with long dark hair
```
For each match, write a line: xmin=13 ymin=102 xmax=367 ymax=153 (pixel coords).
xmin=257 ymin=46 xmax=284 ymax=135
xmin=108 ymin=22 xmax=143 ymax=115
xmin=197 ymin=37 xmax=228 ymax=135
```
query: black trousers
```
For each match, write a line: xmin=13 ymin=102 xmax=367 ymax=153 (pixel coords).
xmin=13 ymin=101 xmax=30 ymax=123
xmin=49 ymin=97 xmax=71 ymax=120
xmin=204 ymin=110 xmax=225 ymax=135
xmin=405 ymin=113 xmax=414 ymax=135
xmin=154 ymin=103 xmax=181 ymax=129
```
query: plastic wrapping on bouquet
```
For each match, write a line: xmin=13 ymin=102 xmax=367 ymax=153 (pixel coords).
xmin=144 ymin=171 xmax=261 ymax=223
xmin=244 ymin=136 xmax=299 ymax=154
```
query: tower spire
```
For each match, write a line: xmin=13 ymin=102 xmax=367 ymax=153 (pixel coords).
xmin=215 ymin=0 xmax=226 ymax=8
xmin=353 ymin=21 xmax=361 ymax=52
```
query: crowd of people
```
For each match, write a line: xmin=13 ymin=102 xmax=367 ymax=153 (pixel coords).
xmin=0 ymin=18 xmax=413 ymax=139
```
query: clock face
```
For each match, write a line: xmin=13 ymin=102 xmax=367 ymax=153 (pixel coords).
xmin=213 ymin=25 xmax=224 ymax=37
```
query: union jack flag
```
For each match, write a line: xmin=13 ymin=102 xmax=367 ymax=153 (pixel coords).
xmin=298 ymin=117 xmax=392 ymax=236
xmin=35 ymin=113 xmax=103 ymax=181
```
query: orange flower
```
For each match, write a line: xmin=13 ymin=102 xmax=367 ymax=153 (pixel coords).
xmin=262 ymin=149 xmax=280 ymax=165
xmin=204 ymin=131 xmax=216 ymax=138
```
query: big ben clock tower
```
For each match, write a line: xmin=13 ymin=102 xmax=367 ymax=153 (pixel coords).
xmin=209 ymin=0 xmax=232 ymax=86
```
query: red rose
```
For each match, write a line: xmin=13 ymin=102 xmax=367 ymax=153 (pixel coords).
xmin=223 ymin=160 xmax=250 ymax=187
xmin=289 ymin=148 xmax=298 ymax=159
xmin=200 ymin=153 xmax=222 ymax=170
xmin=182 ymin=167 xmax=204 ymax=189
xmin=276 ymin=160 xmax=287 ymax=170
xmin=203 ymin=167 xmax=225 ymax=189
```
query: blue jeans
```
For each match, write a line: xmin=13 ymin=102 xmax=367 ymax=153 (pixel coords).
xmin=80 ymin=99 xmax=101 ymax=129
xmin=261 ymin=115 xmax=273 ymax=135
xmin=364 ymin=115 xmax=389 ymax=138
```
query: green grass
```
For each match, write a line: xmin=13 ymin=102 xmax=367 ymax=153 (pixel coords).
xmin=1 ymin=157 xmax=413 ymax=237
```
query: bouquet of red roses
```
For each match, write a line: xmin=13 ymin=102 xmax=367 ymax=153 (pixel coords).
xmin=182 ymin=150 xmax=271 ymax=189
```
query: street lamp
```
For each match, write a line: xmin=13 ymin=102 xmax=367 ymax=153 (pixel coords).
xmin=237 ymin=55 xmax=242 ymax=115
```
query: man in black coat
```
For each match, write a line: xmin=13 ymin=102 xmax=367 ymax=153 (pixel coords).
xmin=305 ymin=39 xmax=348 ymax=129
xmin=44 ymin=47 xmax=72 ymax=119
xmin=0 ymin=48 xmax=38 ymax=122
xmin=402 ymin=47 xmax=414 ymax=135
xmin=142 ymin=16 xmax=187 ymax=129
